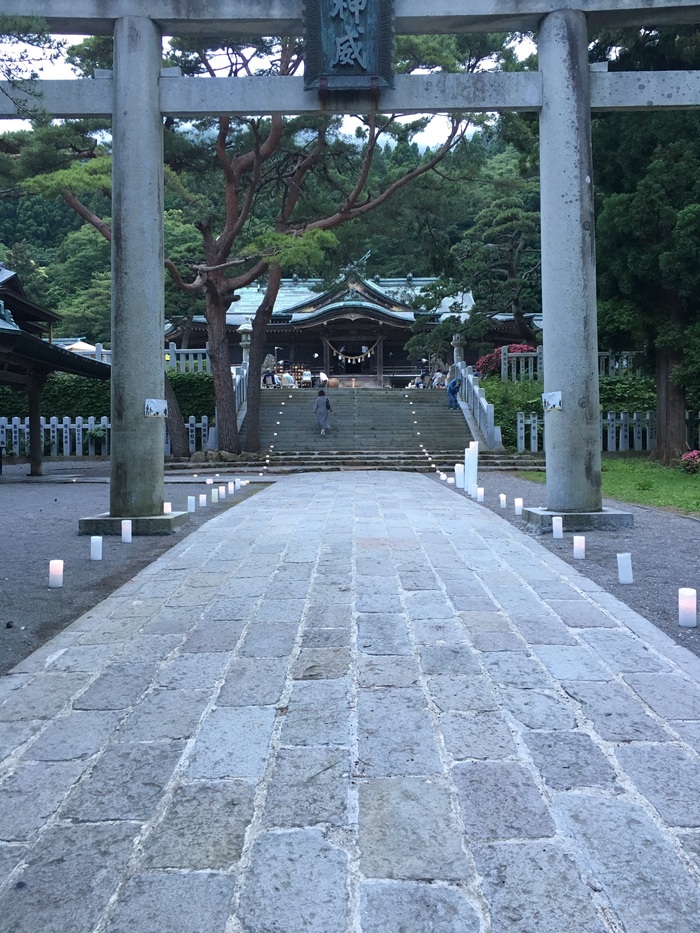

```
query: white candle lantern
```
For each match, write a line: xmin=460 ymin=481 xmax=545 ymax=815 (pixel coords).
xmin=617 ymin=553 xmax=634 ymax=584
xmin=477 ymin=487 xmax=484 ymax=503
xmin=573 ymin=535 xmax=585 ymax=559
xmin=468 ymin=484 xmax=478 ymax=499
xmin=514 ymin=497 xmax=523 ymax=515
xmin=454 ymin=463 xmax=465 ymax=489
xmin=499 ymin=493 xmax=507 ymax=509
xmin=199 ymin=494 xmax=207 ymax=508
xmin=163 ymin=502 xmax=172 ymax=514
xmin=90 ymin=536 xmax=102 ymax=561
xmin=187 ymin=496 xmax=196 ymax=512
xmin=234 ymin=478 xmax=241 ymax=491
xmin=447 ymin=477 xmax=455 ymax=485
xmin=679 ymin=588 xmax=697 ymax=628
xmin=552 ymin=516 xmax=563 ymax=539
xmin=228 ymin=482 xmax=235 ymax=494
xmin=206 ymin=477 xmax=213 ymax=485
xmin=121 ymin=520 xmax=132 ymax=543
xmin=211 ymin=489 xmax=219 ymax=503
xmin=49 ymin=559 xmax=64 ymax=587
xmin=219 ymin=485 xmax=226 ymax=498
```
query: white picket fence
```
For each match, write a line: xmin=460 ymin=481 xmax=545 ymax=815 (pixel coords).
xmin=0 ymin=415 xmax=214 ymax=458
xmin=500 ymin=346 xmax=643 ymax=382
xmin=517 ymin=410 xmax=700 ymax=454
xmin=71 ymin=342 xmax=211 ymax=373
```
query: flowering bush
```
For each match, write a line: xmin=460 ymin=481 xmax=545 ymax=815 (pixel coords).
xmin=474 ymin=344 xmax=537 ymax=377
xmin=680 ymin=450 xmax=700 ymax=474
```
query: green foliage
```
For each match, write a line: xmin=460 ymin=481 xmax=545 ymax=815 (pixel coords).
xmin=521 ymin=457 xmax=700 ymax=515
xmin=22 ymin=154 xmax=112 ymax=199
xmin=481 ymin=375 xmax=660 ymax=450
xmin=3 ymin=238 xmax=50 ymax=305
xmin=242 ymin=229 xmax=338 ymax=275
xmin=479 ymin=376 xmax=543 ymax=448
xmin=0 ymin=372 xmax=215 ymax=420
xmin=167 ymin=371 xmax=216 ymax=419
xmin=593 ymin=27 xmax=700 ymax=445
xmin=41 ymin=374 xmax=110 ymax=418
xmin=54 ymin=271 xmax=112 ymax=344
xmin=404 ymin=316 xmax=459 ymax=366
xmin=598 ymin=377 xmax=657 ymax=412
xmin=46 ymin=223 xmax=111 ymax=304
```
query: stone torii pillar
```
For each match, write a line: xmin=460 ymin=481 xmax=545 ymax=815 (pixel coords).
xmin=81 ymin=17 xmax=186 ymax=534
xmin=539 ymin=9 xmax=600 ymax=513
xmin=110 ymin=16 xmax=165 ymax=520
xmin=526 ymin=10 xmax=630 ymax=531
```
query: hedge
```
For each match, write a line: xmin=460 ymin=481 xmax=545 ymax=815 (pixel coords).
xmin=0 ymin=370 xmax=216 ymax=420
xmin=481 ymin=375 xmax=661 ymax=449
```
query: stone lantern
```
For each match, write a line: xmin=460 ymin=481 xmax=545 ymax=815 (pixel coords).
xmin=451 ymin=334 xmax=465 ymax=367
xmin=237 ymin=318 xmax=253 ymax=365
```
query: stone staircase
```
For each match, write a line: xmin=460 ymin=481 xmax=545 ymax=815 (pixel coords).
xmin=234 ymin=388 xmax=546 ymax=474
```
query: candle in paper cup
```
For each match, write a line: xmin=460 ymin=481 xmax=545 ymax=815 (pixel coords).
xmin=49 ymin=559 xmax=63 ymax=587
xmin=90 ymin=537 xmax=102 ymax=561
xmin=514 ymin=498 xmax=523 ymax=515
xmin=199 ymin=494 xmax=207 ymax=507
xmin=679 ymin=588 xmax=697 ymax=627
xmin=477 ymin=487 xmax=484 ymax=502
xmin=219 ymin=485 xmax=226 ymax=498
xmin=121 ymin=520 xmax=132 ymax=543
xmin=211 ymin=489 xmax=219 ymax=504
xmin=617 ymin=553 xmax=633 ymax=584
xmin=552 ymin=516 xmax=563 ymax=538
xmin=499 ymin=494 xmax=507 ymax=509
xmin=228 ymin=482 xmax=235 ymax=494
xmin=573 ymin=535 xmax=585 ymax=559
xmin=163 ymin=502 xmax=171 ymax=514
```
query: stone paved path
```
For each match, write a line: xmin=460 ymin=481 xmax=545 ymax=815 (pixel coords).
xmin=2 ymin=471 xmax=700 ymax=933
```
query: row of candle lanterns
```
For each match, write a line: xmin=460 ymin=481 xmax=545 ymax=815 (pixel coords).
xmin=48 ymin=476 xmax=250 ymax=589
xmin=433 ymin=451 xmax=699 ymax=631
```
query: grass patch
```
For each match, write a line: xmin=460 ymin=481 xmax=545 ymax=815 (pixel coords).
xmin=516 ymin=457 xmax=700 ymax=515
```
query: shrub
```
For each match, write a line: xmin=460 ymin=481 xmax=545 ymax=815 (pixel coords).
xmin=680 ymin=450 xmax=700 ymax=474
xmin=0 ymin=371 xmax=216 ymax=420
xmin=475 ymin=344 xmax=536 ymax=377
xmin=480 ymin=374 xmax=662 ymax=451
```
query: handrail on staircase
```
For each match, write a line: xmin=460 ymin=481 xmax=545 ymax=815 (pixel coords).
xmin=456 ymin=363 xmax=502 ymax=450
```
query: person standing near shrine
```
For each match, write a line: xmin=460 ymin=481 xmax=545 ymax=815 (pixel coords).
xmin=313 ymin=389 xmax=332 ymax=436
xmin=447 ymin=376 xmax=462 ymax=410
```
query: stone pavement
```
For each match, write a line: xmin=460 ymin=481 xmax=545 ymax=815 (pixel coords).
xmin=2 ymin=471 xmax=700 ymax=933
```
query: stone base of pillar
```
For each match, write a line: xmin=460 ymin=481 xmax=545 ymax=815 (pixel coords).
xmin=78 ymin=512 xmax=190 ymax=536
xmin=522 ymin=507 xmax=634 ymax=534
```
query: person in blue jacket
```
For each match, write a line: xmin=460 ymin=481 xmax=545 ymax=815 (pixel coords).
xmin=447 ymin=376 xmax=462 ymax=410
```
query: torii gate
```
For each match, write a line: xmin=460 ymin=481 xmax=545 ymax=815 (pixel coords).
xmin=5 ymin=2 xmax=700 ymax=530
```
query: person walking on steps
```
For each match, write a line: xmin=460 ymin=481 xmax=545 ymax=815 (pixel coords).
xmin=313 ymin=389 xmax=333 ymax=436
xmin=447 ymin=376 xmax=462 ymax=410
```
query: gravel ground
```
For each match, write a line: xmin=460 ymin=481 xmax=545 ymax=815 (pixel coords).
xmin=475 ymin=469 xmax=700 ymax=658
xmin=1 ymin=460 xmax=699 ymax=675
xmin=0 ymin=461 xmax=266 ymax=675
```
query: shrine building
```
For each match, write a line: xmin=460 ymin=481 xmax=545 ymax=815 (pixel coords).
xmin=165 ymin=271 xmax=531 ymax=387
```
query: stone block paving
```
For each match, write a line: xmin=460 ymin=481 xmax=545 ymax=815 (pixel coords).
xmin=1 ymin=471 xmax=700 ymax=932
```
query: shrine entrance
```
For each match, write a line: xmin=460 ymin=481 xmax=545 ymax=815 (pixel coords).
xmin=8 ymin=1 xmax=699 ymax=525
